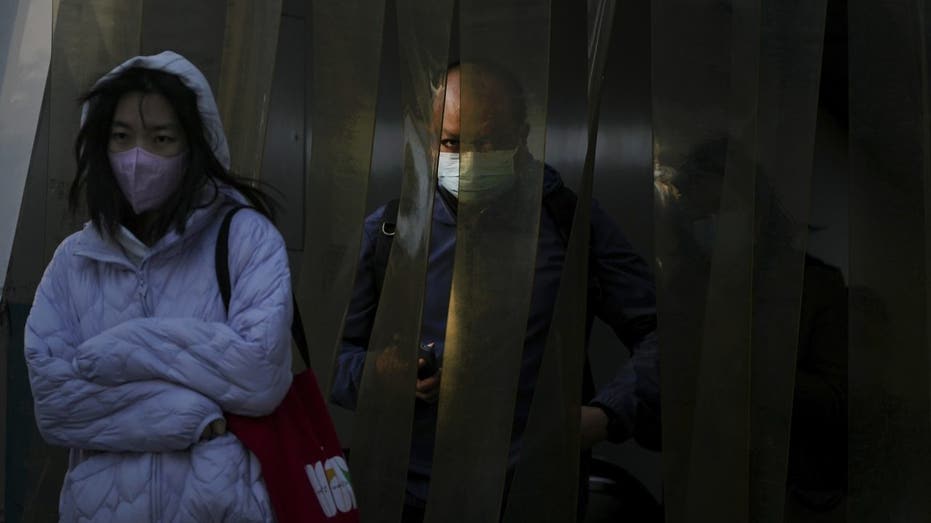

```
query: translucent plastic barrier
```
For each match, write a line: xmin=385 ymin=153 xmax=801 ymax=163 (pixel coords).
xmin=848 ymin=0 xmax=931 ymax=519
xmin=747 ymin=2 xmax=826 ymax=521
xmin=349 ymin=1 xmax=454 ymax=521
xmin=296 ymin=1 xmax=385 ymax=391
xmin=424 ymin=1 xmax=551 ymax=521
xmin=502 ymin=1 xmax=614 ymax=522
xmin=653 ymin=1 xmax=758 ymax=519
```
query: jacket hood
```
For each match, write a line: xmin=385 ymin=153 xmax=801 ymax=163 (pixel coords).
xmin=81 ymin=50 xmax=230 ymax=171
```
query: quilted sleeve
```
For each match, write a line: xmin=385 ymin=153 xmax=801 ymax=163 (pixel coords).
xmin=73 ymin=210 xmax=294 ymax=417
xmin=25 ymin=239 xmax=223 ymax=452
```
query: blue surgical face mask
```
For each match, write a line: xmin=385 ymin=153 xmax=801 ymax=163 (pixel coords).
xmin=436 ymin=149 xmax=516 ymax=200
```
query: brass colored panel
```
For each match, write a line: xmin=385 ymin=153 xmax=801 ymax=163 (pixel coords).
xmin=0 ymin=0 xmax=53 ymax=294
xmin=297 ymin=1 xmax=385 ymax=388
xmin=501 ymin=1 xmax=614 ymax=522
xmin=45 ymin=0 xmax=143 ymax=260
xmin=748 ymin=2 xmax=826 ymax=522
xmin=216 ymin=0 xmax=282 ymax=179
xmin=538 ymin=0 xmax=587 ymax=192
xmin=848 ymin=1 xmax=931 ymax=520
xmin=349 ymin=2 xmax=454 ymax=521
xmin=424 ymin=1 xmax=551 ymax=521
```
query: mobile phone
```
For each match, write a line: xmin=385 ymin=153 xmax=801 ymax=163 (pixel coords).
xmin=417 ymin=343 xmax=438 ymax=380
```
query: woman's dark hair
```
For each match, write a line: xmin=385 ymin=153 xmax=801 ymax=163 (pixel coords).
xmin=70 ymin=66 xmax=275 ymax=239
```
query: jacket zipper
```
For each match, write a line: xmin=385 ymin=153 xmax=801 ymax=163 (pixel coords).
xmin=146 ymin=277 xmax=159 ymax=520
xmin=149 ymin=453 xmax=157 ymax=523
xmin=154 ymin=454 xmax=161 ymax=522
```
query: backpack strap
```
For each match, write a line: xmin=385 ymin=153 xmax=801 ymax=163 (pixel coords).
xmin=542 ymin=185 xmax=578 ymax=245
xmin=372 ymin=198 xmax=400 ymax=295
xmin=216 ymin=206 xmax=310 ymax=368
xmin=215 ymin=206 xmax=245 ymax=311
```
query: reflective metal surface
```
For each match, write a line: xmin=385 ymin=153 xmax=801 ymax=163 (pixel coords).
xmin=260 ymin=14 xmax=307 ymax=252
xmin=0 ymin=4 xmax=52 ymax=514
xmin=349 ymin=1 xmax=454 ymax=521
xmin=424 ymin=1 xmax=551 ymax=520
xmin=0 ymin=0 xmax=52 ymax=298
xmin=848 ymin=0 xmax=931 ymax=520
xmin=296 ymin=0 xmax=385 ymax=390
xmin=216 ymin=0 xmax=282 ymax=180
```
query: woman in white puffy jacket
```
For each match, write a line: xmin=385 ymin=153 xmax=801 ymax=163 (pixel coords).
xmin=25 ymin=51 xmax=293 ymax=522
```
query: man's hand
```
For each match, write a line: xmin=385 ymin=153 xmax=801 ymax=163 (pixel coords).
xmin=580 ymin=406 xmax=609 ymax=449
xmin=415 ymin=358 xmax=441 ymax=403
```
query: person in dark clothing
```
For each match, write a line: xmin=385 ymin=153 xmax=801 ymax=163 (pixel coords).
xmin=657 ymin=138 xmax=848 ymax=520
xmin=787 ymin=255 xmax=848 ymax=514
xmin=331 ymin=62 xmax=660 ymax=519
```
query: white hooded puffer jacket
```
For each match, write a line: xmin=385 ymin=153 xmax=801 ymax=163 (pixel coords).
xmin=25 ymin=51 xmax=292 ymax=522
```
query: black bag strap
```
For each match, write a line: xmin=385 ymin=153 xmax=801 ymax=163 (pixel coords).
xmin=541 ymin=185 xmax=578 ymax=245
xmin=372 ymin=198 xmax=400 ymax=295
xmin=216 ymin=205 xmax=310 ymax=368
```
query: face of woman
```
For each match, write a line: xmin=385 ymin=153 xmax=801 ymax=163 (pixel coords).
xmin=106 ymin=91 xmax=192 ymax=223
xmin=108 ymin=91 xmax=187 ymax=157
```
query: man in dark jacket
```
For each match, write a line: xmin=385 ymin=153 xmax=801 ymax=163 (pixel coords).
xmin=331 ymin=62 xmax=660 ymax=520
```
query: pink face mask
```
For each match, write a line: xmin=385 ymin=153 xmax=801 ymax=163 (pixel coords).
xmin=108 ymin=147 xmax=188 ymax=214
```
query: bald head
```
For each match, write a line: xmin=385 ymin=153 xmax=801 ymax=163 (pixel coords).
xmin=434 ymin=62 xmax=529 ymax=154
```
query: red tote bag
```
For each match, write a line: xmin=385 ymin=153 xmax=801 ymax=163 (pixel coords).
xmin=216 ymin=206 xmax=359 ymax=522
xmin=227 ymin=372 xmax=358 ymax=522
